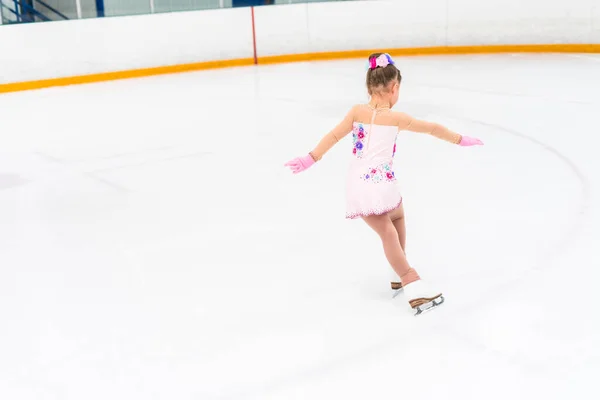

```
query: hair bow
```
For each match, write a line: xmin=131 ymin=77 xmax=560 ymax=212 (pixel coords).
xmin=368 ymin=53 xmax=394 ymax=69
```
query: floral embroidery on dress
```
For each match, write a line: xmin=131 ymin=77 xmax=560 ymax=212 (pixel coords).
xmin=352 ymin=123 xmax=367 ymax=158
xmin=360 ymin=162 xmax=396 ymax=183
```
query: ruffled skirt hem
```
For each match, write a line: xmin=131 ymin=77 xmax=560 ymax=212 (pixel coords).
xmin=345 ymin=197 xmax=403 ymax=219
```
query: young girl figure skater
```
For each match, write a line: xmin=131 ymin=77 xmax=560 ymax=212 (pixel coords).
xmin=284 ymin=53 xmax=483 ymax=315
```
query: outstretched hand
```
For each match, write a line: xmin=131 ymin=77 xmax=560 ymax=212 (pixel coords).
xmin=459 ymin=136 xmax=484 ymax=146
xmin=284 ymin=153 xmax=315 ymax=174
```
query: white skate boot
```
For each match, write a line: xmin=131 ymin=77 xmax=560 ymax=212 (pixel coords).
xmin=391 ymin=281 xmax=403 ymax=298
xmin=402 ymin=280 xmax=445 ymax=316
xmin=390 ymin=271 xmax=403 ymax=298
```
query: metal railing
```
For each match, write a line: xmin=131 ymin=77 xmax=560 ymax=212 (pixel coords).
xmin=1 ymin=0 xmax=68 ymax=24
xmin=0 ymin=0 xmax=350 ymax=25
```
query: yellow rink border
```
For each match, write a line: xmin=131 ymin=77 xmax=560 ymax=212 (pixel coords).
xmin=1 ymin=44 xmax=600 ymax=94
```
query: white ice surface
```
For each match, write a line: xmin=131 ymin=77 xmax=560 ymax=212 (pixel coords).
xmin=0 ymin=53 xmax=599 ymax=399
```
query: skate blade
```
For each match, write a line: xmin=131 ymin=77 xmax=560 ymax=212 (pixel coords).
xmin=413 ymin=296 xmax=445 ymax=316
xmin=391 ymin=282 xmax=403 ymax=298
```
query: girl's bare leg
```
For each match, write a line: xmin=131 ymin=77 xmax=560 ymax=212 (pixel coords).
xmin=388 ymin=204 xmax=407 ymax=289
xmin=389 ymin=204 xmax=406 ymax=251
xmin=362 ymin=212 xmax=420 ymax=286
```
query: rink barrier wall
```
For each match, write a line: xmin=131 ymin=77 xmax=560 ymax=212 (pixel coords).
xmin=2 ymin=44 xmax=600 ymax=94
xmin=1 ymin=0 xmax=600 ymax=94
xmin=0 ymin=58 xmax=256 ymax=94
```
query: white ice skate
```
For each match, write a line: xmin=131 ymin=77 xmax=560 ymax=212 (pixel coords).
xmin=391 ymin=281 xmax=403 ymax=298
xmin=402 ymin=280 xmax=445 ymax=316
xmin=390 ymin=270 xmax=403 ymax=298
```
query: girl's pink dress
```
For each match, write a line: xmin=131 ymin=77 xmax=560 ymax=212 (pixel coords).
xmin=345 ymin=121 xmax=402 ymax=219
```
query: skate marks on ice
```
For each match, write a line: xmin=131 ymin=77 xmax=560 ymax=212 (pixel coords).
xmin=0 ymin=174 xmax=29 ymax=190
xmin=432 ymin=115 xmax=590 ymax=316
xmin=389 ymin=113 xmax=589 ymax=319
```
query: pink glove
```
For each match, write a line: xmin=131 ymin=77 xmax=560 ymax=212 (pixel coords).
xmin=459 ymin=136 xmax=483 ymax=146
xmin=284 ymin=153 xmax=315 ymax=174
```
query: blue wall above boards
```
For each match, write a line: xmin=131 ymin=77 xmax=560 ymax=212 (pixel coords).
xmin=232 ymin=0 xmax=273 ymax=7
xmin=95 ymin=0 xmax=104 ymax=17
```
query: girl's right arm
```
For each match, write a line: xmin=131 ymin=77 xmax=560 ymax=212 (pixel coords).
xmin=284 ymin=106 xmax=357 ymax=174
xmin=308 ymin=105 xmax=357 ymax=161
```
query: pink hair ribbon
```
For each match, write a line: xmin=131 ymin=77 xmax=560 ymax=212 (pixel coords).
xmin=369 ymin=53 xmax=394 ymax=69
